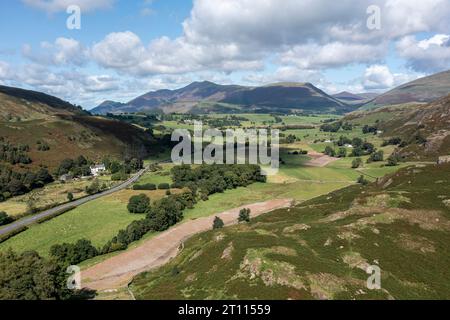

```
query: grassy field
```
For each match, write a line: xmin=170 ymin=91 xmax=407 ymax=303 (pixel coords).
xmin=131 ymin=164 xmax=450 ymax=300
xmin=0 ymin=189 xmax=174 ymax=256
xmin=0 ymin=176 xmax=114 ymax=217
xmin=0 ymin=113 xmax=412 ymax=266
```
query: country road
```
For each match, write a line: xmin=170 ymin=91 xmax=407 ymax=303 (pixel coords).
xmin=0 ymin=167 xmax=148 ymax=237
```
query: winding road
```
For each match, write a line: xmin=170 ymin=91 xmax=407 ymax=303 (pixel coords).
xmin=0 ymin=168 xmax=148 ymax=237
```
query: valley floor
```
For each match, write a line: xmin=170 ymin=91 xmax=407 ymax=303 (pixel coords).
xmin=82 ymin=199 xmax=293 ymax=292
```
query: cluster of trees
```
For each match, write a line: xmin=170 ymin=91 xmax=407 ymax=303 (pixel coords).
xmin=352 ymin=158 xmax=363 ymax=169
xmin=0 ymin=249 xmax=72 ymax=300
xmin=50 ymin=239 xmax=98 ymax=266
xmin=104 ymin=157 xmax=143 ymax=181
xmin=320 ymin=122 xmax=342 ymax=133
xmin=288 ymin=150 xmax=308 ymax=155
xmin=102 ymin=191 xmax=196 ymax=254
xmin=212 ymin=208 xmax=251 ymax=230
xmin=362 ymin=125 xmax=378 ymax=134
xmin=206 ymin=117 xmax=242 ymax=128
xmin=386 ymin=153 xmax=403 ymax=166
xmin=284 ymin=134 xmax=298 ymax=144
xmin=170 ymin=164 xmax=266 ymax=199
xmin=106 ymin=113 xmax=158 ymax=130
xmin=133 ymin=182 xmax=183 ymax=191
xmin=367 ymin=150 xmax=384 ymax=163
xmin=55 ymin=156 xmax=91 ymax=178
xmin=349 ymin=138 xmax=375 ymax=157
xmin=324 ymin=146 xmax=347 ymax=158
xmin=357 ymin=175 xmax=369 ymax=185
xmin=0 ymin=165 xmax=54 ymax=202
xmin=85 ymin=179 xmax=107 ymax=195
xmin=36 ymin=140 xmax=50 ymax=151
xmin=127 ymin=194 xmax=151 ymax=214
xmin=0 ymin=139 xmax=31 ymax=165
xmin=0 ymin=211 xmax=12 ymax=226
xmin=320 ymin=122 xmax=353 ymax=133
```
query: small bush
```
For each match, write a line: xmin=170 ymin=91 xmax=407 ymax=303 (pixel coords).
xmin=213 ymin=216 xmax=224 ymax=229
xmin=0 ymin=211 xmax=12 ymax=226
xmin=238 ymin=208 xmax=251 ymax=223
xmin=133 ymin=183 xmax=156 ymax=191
xmin=127 ymin=194 xmax=150 ymax=214
xmin=158 ymin=183 xmax=170 ymax=190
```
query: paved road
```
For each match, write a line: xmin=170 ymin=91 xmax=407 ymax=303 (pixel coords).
xmin=0 ymin=168 xmax=148 ymax=237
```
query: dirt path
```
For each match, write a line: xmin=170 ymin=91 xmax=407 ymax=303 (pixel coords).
xmin=305 ymin=151 xmax=339 ymax=167
xmin=82 ymin=198 xmax=293 ymax=292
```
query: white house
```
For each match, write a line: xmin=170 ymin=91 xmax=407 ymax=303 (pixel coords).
xmin=345 ymin=144 xmax=354 ymax=148
xmin=90 ymin=164 xmax=106 ymax=176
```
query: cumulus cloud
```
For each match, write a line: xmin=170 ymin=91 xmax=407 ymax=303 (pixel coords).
xmin=87 ymin=0 xmax=450 ymax=78
xmin=0 ymin=61 xmax=11 ymax=79
xmin=9 ymin=0 xmax=450 ymax=105
xmin=22 ymin=0 xmax=114 ymax=13
xmin=23 ymin=37 xmax=87 ymax=66
xmin=362 ymin=65 xmax=421 ymax=90
xmin=396 ymin=34 xmax=450 ymax=72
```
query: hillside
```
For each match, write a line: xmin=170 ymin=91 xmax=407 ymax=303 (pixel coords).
xmin=91 ymin=100 xmax=128 ymax=115
xmin=332 ymin=91 xmax=378 ymax=106
xmin=363 ymin=70 xmax=450 ymax=109
xmin=0 ymin=86 xmax=156 ymax=170
xmin=131 ymin=163 xmax=450 ymax=300
xmin=346 ymin=95 xmax=450 ymax=160
xmin=91 ymin=81 xmax=352 ymax=115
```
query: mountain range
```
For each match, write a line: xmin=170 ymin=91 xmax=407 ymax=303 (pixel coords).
xmin=92 ymin=81 xmax=353 ymax=115
xmin=92 ymin=69 xmax=450 ymax=115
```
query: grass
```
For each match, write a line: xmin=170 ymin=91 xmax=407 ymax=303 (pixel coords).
xmin=0 ymin=189 xmax=172 ymax=256
xmin=130 ymin=164 xmax=450 ymax=300
xmin=0 ymin=178 xmax=114 ymax=217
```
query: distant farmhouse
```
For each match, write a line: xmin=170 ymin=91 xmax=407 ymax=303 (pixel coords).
xmin=90 ymin=164 xmax=106 ymax=176
xmin=438 ymin=156 xmax=450 ymax=165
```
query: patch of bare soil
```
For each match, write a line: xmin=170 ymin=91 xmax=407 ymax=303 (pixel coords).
xmin=307 ymin=273 xmax=346 ymax=300
xmin=283 ymin=224 xmax=311 ymax=233
xmin=397 ymin=233 xmax=436 ymax=254
xmin=304 ymin=151 xmax=339 ymax=167
xmin=82 ymin=198 xmax=293 ymax=292
xmin=221 ymin=242 xmax=234 ymax=260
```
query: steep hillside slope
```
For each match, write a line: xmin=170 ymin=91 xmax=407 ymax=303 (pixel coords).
xmin=91 ymin=100 xmax=128 ymax=115
xmin=131 ymin=164 xmax=450 ymax=300
xmin=0 ymin=86 xmax=155 ymax=170
xmin=363 ymin=70 xmax=450 ymax=109
xmin=92 ymin=81 xmax=352 ymax=115
xmin=346 ymin=95 xmax=450 ymax=160
xmin=332 ymin=91 xmax=378 ymax=106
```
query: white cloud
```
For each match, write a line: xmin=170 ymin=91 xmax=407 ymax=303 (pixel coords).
xmin=397 ymin=34 xmax=450 ymax=72
xmin=23 ymin=37 xmax=87 ymax=66
xmin=279 ymin=42 xmax=387 ymax=69
xmin=362 ymin=65 xmax=421 ymax=90
xmin=22 ymin=0 xmax=114 ymax=13
xmin=91 ymin=32 xmax=146 ymax=69
xmin=0 ymin=61 xmax=11 ymax=79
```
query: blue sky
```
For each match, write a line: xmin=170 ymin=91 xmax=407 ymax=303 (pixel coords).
xmin=1 ymin=0 xmax=449 ymax=109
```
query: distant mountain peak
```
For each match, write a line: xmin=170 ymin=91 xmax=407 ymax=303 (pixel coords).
xmin=91 ymin=80 xmax=355 ymax=115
